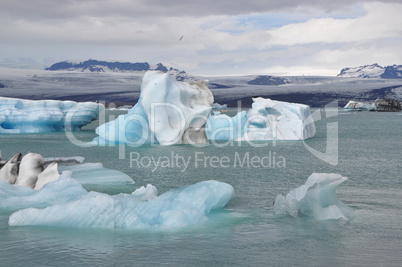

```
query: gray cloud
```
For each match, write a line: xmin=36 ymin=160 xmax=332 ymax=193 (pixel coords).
xmin=1 ymin=0 xmax=402 ymax=75
xmin=1 ymin=0 xmax=401 ymax=20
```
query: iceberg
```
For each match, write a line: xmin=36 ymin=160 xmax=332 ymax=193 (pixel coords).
xmin=94 ymin=71 xmax=214 ymax=145
xmin=344 ymin=100 xmax=375 ymax=111
xmin=0 ymin=97 xmax=103 ymax=133
xmin=0 ymin=152 xmax=134 ymax=190
xmin=207 ymin=111 xmax=248 ymax=141
xmin=0 ymin=171 xmax=87 ymax=211
xmin=273 ymin=173 xmax=354 ymax=220
xmin=15 ymin=153 xmax=45 ymax=188
xmin=207 ymin=97 xmax=316 ymax=141
xmin=93 ymin=72 xmax=315 ymax=145
xmin=211 ymin=103 xmax=228 ymax=110
xmin=0 ymin=157 xmax=134 ymax=211
xmin=34 ymin=162 xmax=60 ymax=190
xmin=9 ymin=180 xmax=234 ymax=229
xmin=0 ymin=152 xmax=22 ymax=184
xmin=131 ymin=184 xmax=158 ymax=201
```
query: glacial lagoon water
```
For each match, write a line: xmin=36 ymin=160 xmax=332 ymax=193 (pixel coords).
xmin=0 ymin=109 xmax=401 ymax=266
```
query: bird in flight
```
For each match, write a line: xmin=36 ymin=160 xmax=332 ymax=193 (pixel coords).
xmin=179 ymin=35 xmax=184 ymax=41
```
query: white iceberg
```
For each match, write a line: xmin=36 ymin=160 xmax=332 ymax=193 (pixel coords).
xmin=273 ymin=173 xmax=354 ymax=220
xmin=1 ymin=152 xmax=134 ymax=191
xmin=94 ymin=71 xmax=214 ymax=145
xmin=0 ymin=157 xmax=134 ymax=211
xmin=9 ymin=180 xmax=234 ymax=229
xmin=131 ymin=184 xmax=158 ymax=201
xmin=344 ymin=100 xmax=375 ymax=111
xmin=0 ymin=97 xmax=103 ymax=133
xmin=207 ymin=97 xmax=316 ymax=141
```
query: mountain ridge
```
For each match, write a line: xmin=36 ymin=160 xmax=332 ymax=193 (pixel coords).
xmin=337 ymin=63 xmax=402 ymax=79
xmin=45 ymin=59 xmax=170 ymax=73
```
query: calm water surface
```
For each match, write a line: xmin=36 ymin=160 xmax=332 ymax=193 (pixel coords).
xmin=0 ymin=109 xmax=401 ymax=266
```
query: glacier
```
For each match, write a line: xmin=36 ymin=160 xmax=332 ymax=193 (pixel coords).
xmin=207 ymin=97 xmax=316 ymax=141
xmin=94 ymin=71 xmax=214 ymax=145
xmin=273 ymin=173 xmax=354 ymax=220
xmin=0 ymin=96 xmax=103 ymax=133
xmin=8 ymin=179 xmax=234 ymax=229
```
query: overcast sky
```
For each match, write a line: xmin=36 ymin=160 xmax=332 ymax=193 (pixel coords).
xmin=1 ymin=0 xmax=402 ymax=76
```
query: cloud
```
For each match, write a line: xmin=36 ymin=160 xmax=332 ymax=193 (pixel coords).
xmin=1 ymin=1 xmax=402 ymax=75
xmin=265 ymin=2 xmax=402 ymax=46
xmin=2 ymin=0 xmax=401 ymax=20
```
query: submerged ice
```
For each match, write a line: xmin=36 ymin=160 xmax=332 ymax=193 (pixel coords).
xmin=58 ymin=162 xmax=134 ymax=185
xmin=0 ymin=97 xmax=103 ymax=133
xmin=9 ymin=179 xmax=234 ymax=229
xmin=273 ymin=173 xmax=354 ymax=220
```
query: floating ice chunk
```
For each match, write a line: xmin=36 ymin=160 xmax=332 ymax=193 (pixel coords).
xmin=94 ymin=71 xmax=213 ymax=145
xmin=9 ymin=180 xmax=234 ymax=229
xmin=15 ymin=153 xmax=45 ymax=188
xmin=344 ymin=100 xmax=375 ymax=111
xmin=273 ymin=173 xmax=354 ymax=220
xmin=0 ymin=97 xmax=103 ymax=133
xmin=59 ymin=163 xmax=134 ymax=185
xmin=0 ymin=152 xmax=22 ymax=184
xmin=34 ymin=162 xmax=60 ymax=190
xmin=44 ymin=156 xmax=85 ymax=164
xmin=131 ymin=184 xmax=158 ymax=201
xmin=207 ymin=97 xmax=316 ymax=141
xmin=211 ymin=103 xmax=228 ymax=110
xmin=0 ymin=171 xmax=87 ymax=211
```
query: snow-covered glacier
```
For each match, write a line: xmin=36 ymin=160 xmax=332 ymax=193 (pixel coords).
xmin=94 ymin=71 xmax=214 ymax=145
xmin=207 ymin=97 xmax=316 ymax=141
xmin=0 ymin=97 xmax=103 ymax=133
xmin=273 ymin=173 xmax=354 ymax=220
xmin=9 ymin=179 xmax=234 ymax=229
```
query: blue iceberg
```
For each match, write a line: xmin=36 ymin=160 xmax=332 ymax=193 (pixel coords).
xmin=0 ymin=172 xmax=87 ymax=211
xmin=94 ymin=71 xmax=213 ymax=146
xmin=0 ymin=97 xmax=103 ymax=133
xmin=93 ymin=72 xmax=316 ymax=145
xmin=8 ymin=179 xmax=234 ymax=229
